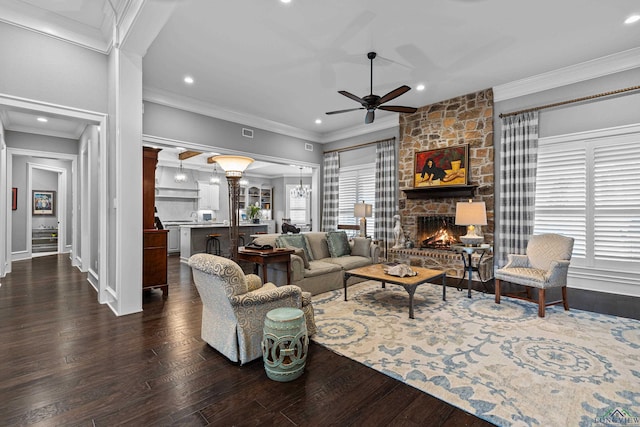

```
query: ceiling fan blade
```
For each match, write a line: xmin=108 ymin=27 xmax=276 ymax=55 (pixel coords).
xmin=378 ymin=105 xmax=418 ymax=113
xmin=326 ymin=107 xmax=365 ymax=115
xmin=365 ymin=110 xmax=375 ymax=124
xmin=339 ymin=90 xmax=366 ymax=105
xmin=378 ymin=85 xmax=411 ymax=105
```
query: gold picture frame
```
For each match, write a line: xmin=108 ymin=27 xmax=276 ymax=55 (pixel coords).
xmin=413 ymin=145 xmax=469 ymax=188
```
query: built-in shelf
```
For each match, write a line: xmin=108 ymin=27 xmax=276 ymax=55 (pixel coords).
xmin=32 ymin=228 xmax=58 ymax=253
xmin=155 ymin=186 xmax=199 ymax=201
xmin=155 ymin=195 xmax=199 ymax=200
xmin=402 ymin=185 xmax=478 ymax=199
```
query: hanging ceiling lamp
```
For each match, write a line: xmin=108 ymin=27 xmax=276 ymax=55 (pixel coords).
xmin=174 ymin=160 xmax=188 ymax=183
xmin=290 ymin=167 xmax=309 ymax=199
xmin=209 ymin=161 xmax=220 ymax=184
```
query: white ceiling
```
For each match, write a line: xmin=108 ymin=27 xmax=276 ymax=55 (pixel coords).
xmin=1 ymin=0 xmax=639 ymax=143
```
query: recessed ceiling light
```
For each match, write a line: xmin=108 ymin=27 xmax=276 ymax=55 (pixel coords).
xmin=37 ymin=117 xmax=48 ymax=123
xmin=315 ymin=119 xmax=322 ymax=124
xmin=416 ymin=84 xmax=426 ymax=91
xmin=184 ymin=76 xmax=194 ymax=84
xmin=625 ymin=14 xmax=640 ymax=24
xmin=280 ymin=0 xmax=292 ymax=3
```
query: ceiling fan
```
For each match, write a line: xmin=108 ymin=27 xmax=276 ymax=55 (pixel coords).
xmin=326 ymin=52 xmax=418 ymax=124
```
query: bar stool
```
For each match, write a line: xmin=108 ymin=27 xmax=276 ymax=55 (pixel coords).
xmin=206 ymin=233 xmax=222 ymax=256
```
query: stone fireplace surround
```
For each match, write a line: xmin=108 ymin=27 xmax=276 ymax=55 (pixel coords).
xmin=391 ymin=88 xmax=495 ymax=281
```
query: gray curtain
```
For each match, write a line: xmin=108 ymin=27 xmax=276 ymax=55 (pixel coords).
xmin=321 ymin=152 xmax=340 ymax=231
xmin=374 ymin=138 xmax=396 ymax=258
xmin=498 ymin=111 xmax=539 ymax=266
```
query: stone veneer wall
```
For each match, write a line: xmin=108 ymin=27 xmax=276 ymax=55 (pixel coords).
xmin=392 ymin=89 xmax=495 ymax=278
xmin=398 ymin=88 xmax=495 ymax=245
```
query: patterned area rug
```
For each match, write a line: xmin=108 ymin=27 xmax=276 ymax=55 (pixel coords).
xmin=311 ymin=281 xmax=640 ymax=426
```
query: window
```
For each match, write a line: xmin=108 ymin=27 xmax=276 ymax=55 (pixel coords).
xmin=534 ymin=126 xmax=640 ymax=273
xmin=286 ymin=184 xmax=310 ymax=226
xmin=338 ymin=164 xmax=375 ymax=237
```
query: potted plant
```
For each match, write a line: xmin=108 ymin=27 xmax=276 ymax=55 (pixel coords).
xmin=246 ymin=203 xmax=262 ymax=223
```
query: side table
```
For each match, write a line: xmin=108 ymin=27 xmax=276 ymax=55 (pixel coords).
xmin=451 ymin=244 xmax=493 ymax=298
xmin=237 ymin=248 xmax=294 ymax=285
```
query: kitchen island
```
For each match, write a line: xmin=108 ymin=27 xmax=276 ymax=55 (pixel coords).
xmin=179 ymin=223 xmax=268 ymax=262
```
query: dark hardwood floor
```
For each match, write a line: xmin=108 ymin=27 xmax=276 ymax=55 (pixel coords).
xmin=0 ymin=255 xmax=493 ymax=426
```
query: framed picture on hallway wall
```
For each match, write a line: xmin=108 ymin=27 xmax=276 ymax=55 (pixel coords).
xmin=12 ymin=188 xmax=17 ymax=210
xmin=413 ymin=145 xmax=469 ymax=188
xmin=33 ymin=190 xmax=55 ymax=215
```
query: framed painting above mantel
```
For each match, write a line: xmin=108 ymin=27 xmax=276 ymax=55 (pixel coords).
xmin=413 ymin=145 xmax=469 ymax=188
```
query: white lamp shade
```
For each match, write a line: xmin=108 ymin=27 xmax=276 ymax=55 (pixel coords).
xmin=210 ymin=155 xmax=254 ymax=177
xmin=354 ymin=202 xmax=372 ymax=218
xmin=455 ymin=201 xmax=487 ymax=226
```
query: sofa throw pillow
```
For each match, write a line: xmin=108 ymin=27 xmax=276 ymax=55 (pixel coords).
xmin=352 ymin=237 xmax=371 ymax=258
xmin=276 ymin=234 xmax=313 ymax=261
xmin=327 ymin=231 xmax=351 ymax=258
xmin=286 ymin=246 xmax=310 ymax=269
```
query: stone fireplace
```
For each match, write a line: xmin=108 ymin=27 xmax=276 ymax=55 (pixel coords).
xmin=391 ymin=88 xmax=495 ymax=281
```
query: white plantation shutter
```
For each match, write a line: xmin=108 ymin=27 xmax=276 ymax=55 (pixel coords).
xmin=593 ymin=142 xmax=640 ymax=263
xmin=338 ymin=165 xmax=375 ymax=236
xmin=534 ymin=146 xmax=587 ymax=260
xmin=535 ymin=128 xmax=640 ymax=272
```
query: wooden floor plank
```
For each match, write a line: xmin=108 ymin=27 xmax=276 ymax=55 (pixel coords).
xmin=0 ymin=255 xmax=494 ymax=426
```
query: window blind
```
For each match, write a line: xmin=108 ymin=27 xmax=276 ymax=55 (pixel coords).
xmin=338 ymin=165 xmax=375 ymax=236
xmin=535 ymin=129 xmax=640 ymax=271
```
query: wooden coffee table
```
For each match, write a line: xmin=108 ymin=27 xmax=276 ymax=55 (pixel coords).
xmin=344 ymin=264 xmax=446 ymax=319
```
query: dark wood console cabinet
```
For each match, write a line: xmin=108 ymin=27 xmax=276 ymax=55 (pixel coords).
xmin=143 ymin=147 xmax=168 ymax=298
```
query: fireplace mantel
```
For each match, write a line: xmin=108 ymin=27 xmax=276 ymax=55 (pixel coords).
xmin=402 ymin=185 xmax=477 ymax=199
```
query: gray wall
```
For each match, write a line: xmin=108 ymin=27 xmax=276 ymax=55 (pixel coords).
xmin=7 ymin=131 xmax=76 ymax=252
xmin=0 ymin=22 xmax=108 ymax=113
xmin=494 ymin=68 xmax=640 ymax=137
xmin=11 ymin=154 xmax=72 ymax=253
xmin=143 ymin=102 xmax=324 ymax=165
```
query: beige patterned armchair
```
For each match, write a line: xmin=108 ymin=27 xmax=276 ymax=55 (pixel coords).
xmin=189 ymin=253 xmax=316 ymax=365
xmin=495 ymin=233 xmax=574 ymax=317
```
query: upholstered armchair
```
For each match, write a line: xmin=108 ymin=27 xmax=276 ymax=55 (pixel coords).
xmin=189 ymin=253 xmax=316 ymax=365
xmin=495 ymin=233 xmax=574 ymax=317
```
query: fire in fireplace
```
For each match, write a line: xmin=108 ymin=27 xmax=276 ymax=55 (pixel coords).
xmin=417 ymin=216 xmax=466 ymax=249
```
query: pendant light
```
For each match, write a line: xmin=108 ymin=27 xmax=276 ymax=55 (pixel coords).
xmin=210 ymin=161 xmax=220 ymax=184
xmin=290 ymin=167 xmax=309 ymax=199
xmin=174 ymin=160 xmax=188 ymax=183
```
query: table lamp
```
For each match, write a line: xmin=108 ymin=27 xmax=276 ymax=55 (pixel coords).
xmin=455 ymin=199 xmax=487 ymax=246
xmin=354 ymin=201 xmax=372 ymax=237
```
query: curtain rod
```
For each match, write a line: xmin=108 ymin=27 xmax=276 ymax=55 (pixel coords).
xmin=498 ymin=85 xmax=640 ymax=118
xmin=323 ymin=136 xmax=396 ymax=154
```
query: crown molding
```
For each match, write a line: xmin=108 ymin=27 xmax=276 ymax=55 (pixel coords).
xmin=0 ymin=0 xmax=113 ymax=54
xmin=143 ymin=87 xmax=323 ymax=142
xmin=493 ymin=47 xmax=640 ymax=102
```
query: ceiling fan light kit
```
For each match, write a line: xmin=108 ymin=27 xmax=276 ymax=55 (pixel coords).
xmin=326 ymin=52 xmax=418 ymax=124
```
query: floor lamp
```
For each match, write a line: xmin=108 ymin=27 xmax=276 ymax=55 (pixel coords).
xmin=210 ymin=155 xmax=254 ymax=261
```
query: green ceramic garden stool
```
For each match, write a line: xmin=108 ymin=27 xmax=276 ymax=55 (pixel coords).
xmin=261 ymin=307 xmax=308 ymax=382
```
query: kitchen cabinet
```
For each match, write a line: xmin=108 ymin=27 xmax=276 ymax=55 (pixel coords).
xmin=167 ymin=226 xmax=180 ymax=253
xmin=197 ymin=181 xmax=220 ymax=210
xmin=247 ymin=186 xmax=260 ymax=207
